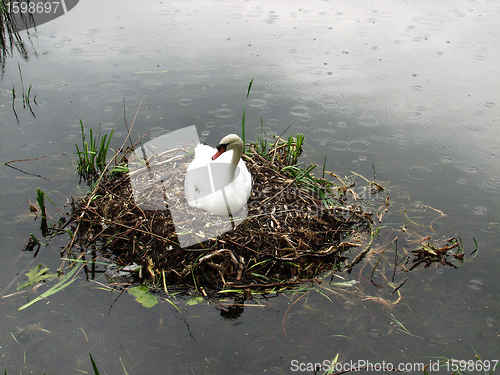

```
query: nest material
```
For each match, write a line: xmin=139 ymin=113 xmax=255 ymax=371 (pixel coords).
xmin=70 ymin=142 xmax=375 ymax=291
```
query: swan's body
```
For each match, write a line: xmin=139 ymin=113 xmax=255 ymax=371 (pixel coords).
xmin=184 ymin=134 xmax=252 ymax=216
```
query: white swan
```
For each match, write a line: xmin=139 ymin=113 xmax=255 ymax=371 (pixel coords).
xmin=184 ymin=134 xmax=252 ymax=216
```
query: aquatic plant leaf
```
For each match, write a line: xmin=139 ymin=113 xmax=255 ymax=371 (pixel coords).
xmin=17 ymin=265 xmax=81 ymax=311
xmin=186 ymin=296 xmax=204 ymax=305
xmin=128 ymin=285 xmax=158 ymax=308
xmin=17 ymin=264 xmax=55 ymax=290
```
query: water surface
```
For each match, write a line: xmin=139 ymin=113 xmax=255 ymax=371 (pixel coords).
xmin=1 ymin=0 xmax=499 ymax=373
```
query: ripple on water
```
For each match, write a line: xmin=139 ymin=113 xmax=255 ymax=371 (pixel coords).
xmin=21 ymin=143 xmax=41 ymax=151
xmin=325 ymin=329 xmax=365 ymax=349
xmin=441 ymin=156 xmax=454 ymax=164
xmin=368 ymin=124 xmax=406 ymax=140
xmin=357 ymin=114 xmax=379 ymax=126
xmin=368 ymin=328 xmax=382 ymax=338
xmin=246 ymin=82 xmax=269 ymax=93
xmin=432 ymin=294 xmax=474 ymax=326
xmin=66 ymin=132 xmax=79 ymax=140
xmin=421 ymin=219 xmax=445 ymax=235
xmin=317 ymin=92 xmax=345 ymax=107
xmin=267 ymin=118 xmax=280 ymax=126
xmin=2 ymin=347 xmax=36 ymax=371
xmin=65 ymin=283 xmax=110 ymax=313
xmin=464 ymin=166 xmax=479 ymax=176
xmin=472 ymin=222 xmax=500 ymax=234
xmin=149 ymin=127 xmax=169 ymax=139
xmin=467 ymin=280 xmax=483 ymax=290
xmin=8 ymin=182 xmax=28 ymax=194
xmin=418 ymin=168 xmax=455 ymax=190
xmin=421 ymin=117 xmax=457 ymax=136
xmin=214 ymin=108 xmax=234 ymax=118
xmin=311 ymin=128 xmax=336 ymax=144
xmin=477 ymin=325 xmax=500 ymax=345
xmin=248 ymin=98 xmax=266 ymax=107
xmin=348 ymin=139 xmax=371 ymax=153
xmin=405 ymin=166 xmax=431 ymax=180
xmin=482 ymin=176 xmax=500 ymax=192
xmin=335 ymin=105 xmax=357 ymax=115
xmin=471 ymin=300 xmax=500 ymax=320
xmin=472 ymin=206 xmax=488 ymax=216
xmin=385 ymin=103 xmax=427 ymax=120
xmin=101 ymin=122 xmax=115 ymax=132
xmin=463 ymin=120 xmax=489 ymax=132
xmin=408 ymin=202 xmax=427 ymax=212
xmin=81 ymin=95 xmax=104 ymax=106
xmin=216 ymin=124 xmax=241 ymax=136
xmin=178 ymin=98 xmax=193 ymax=106
xmin=290 ymin=105 xmax=310 ymax=117
xmin=100 ymin=82 xmax=123 ymax=101
xmin=331 ymin=141 xmax=349 ymax=151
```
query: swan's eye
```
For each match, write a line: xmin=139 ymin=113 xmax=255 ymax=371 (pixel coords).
xmin=216 ymin=143 xmax=228 ymax=153
xmin=212 ymin=143 xmax=229 ymax=160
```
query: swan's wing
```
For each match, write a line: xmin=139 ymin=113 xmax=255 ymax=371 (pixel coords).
xmin=184 ymin=170 xmax=198 ymax=206
xmin=194 ymin=143 xmax=216 ymax=159
xmin=185 ymin=160 xmax=214 ymax=206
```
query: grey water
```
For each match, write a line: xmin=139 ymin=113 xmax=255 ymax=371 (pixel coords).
xmin=1 ymin=0 xmax=500 ymax=373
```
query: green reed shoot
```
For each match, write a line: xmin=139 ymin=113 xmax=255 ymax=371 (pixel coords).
xmin=285 ymin=133 xmax=304 ymax=165
xmin=89 ymin=353 xmax=101 ymax=375
xmin=35 ymin=187 xmax=57 ymax=236
xmin=75 ymin=120 xmax=114 ymax=179
xmin=11 ymin=63 xmax=37 ymax=121
xmin=254 ymin=118 xmax=270 ymax=154
xmin=35 ymin=187 xmax=48 ymax=219
xmin=282 ymin=162 xmax=337 ymax=208
xmin=241 ymin=78 xmax=254 ymax=151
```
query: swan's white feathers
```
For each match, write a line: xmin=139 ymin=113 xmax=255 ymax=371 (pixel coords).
xmin=184 ymin=137 xmax=252 ymax=216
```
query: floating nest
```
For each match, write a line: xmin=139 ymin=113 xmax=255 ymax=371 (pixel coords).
xmin=67 ymin=136 xmax=382 ymax=292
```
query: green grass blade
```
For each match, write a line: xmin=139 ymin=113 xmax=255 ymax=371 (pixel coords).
xmin=241 ymin=105 xmax=247 ymax=150
xmin=246 ymin=78 xmax=254 ymax=99
xmin=241 ymin=78 xmax=254 ymax=151
xmin=89 ymin=353 xmax=101 ymax=375
xmin=17 ymin=264 xmax=82 ymax=311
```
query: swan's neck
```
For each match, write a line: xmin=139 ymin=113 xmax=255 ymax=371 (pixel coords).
xmin=222 ymin=144 xmax=242 ymax=186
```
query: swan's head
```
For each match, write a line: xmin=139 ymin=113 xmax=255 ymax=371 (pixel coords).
xmin=212 ymin=134 xmax=243 ymax=160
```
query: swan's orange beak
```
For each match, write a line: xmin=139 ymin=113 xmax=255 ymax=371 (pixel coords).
xmin=212 ymin=145 xmax=226 ymax=160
